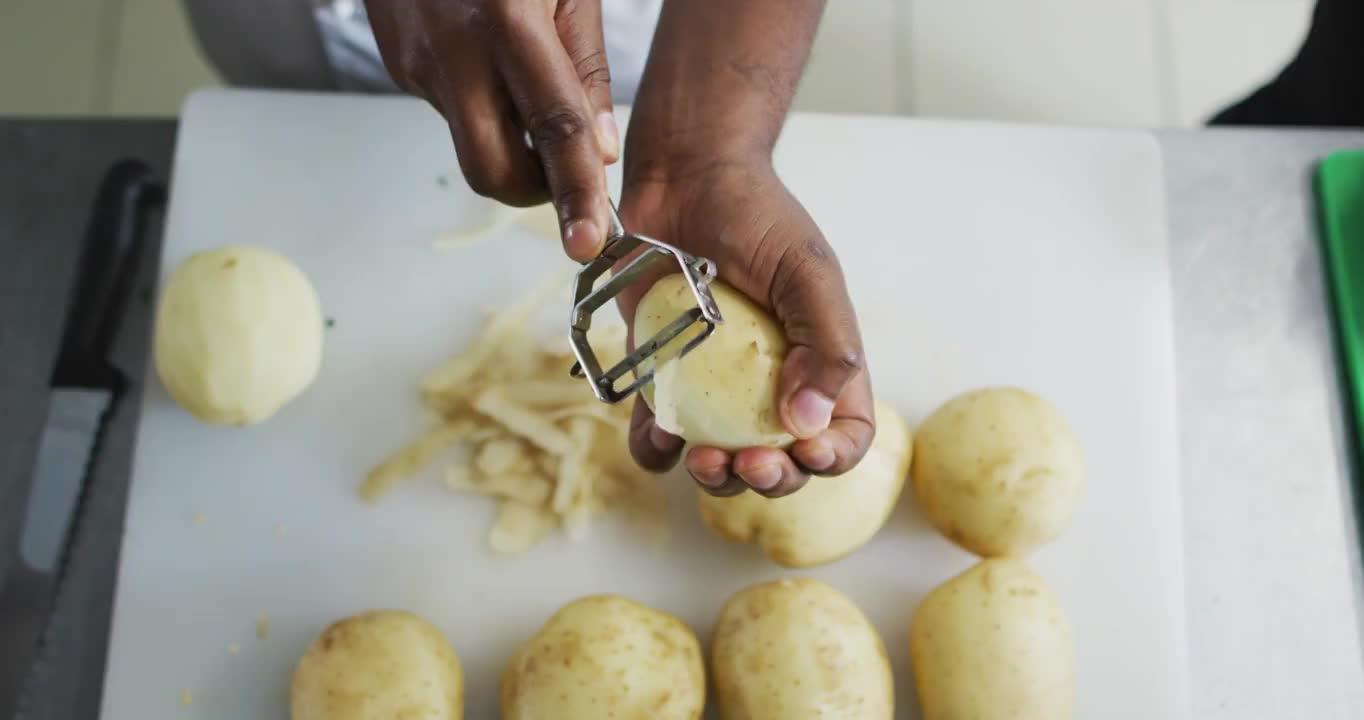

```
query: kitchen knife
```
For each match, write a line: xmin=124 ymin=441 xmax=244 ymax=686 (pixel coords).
xmin=0 ymin=161 xmax=162 ymax=719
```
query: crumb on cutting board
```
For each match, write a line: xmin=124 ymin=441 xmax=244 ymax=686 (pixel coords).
xmin=180 ymin=689 xmax=193 ymax=706
xmin=227 ymin=642 xmax=240 ymax=656
xmin=255 ymin=613 xmax=271 ymax=640
xmin=192 ymin=512 xmax=206 ymax=527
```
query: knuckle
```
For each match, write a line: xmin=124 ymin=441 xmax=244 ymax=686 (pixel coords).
xmin=811 ymin=452 xmax=855 ymax=478
xmin=458 ymin=154 xmax=518 ymax=201
xmin=710 ymin=481 xmax=749 ymax=498
xmin=486 ymin=1 xmax=528 ymax=31
xmin=630 ymin=430 xmax=677 ymax=473
xmin=633 ymin=448 xmax=674 ymax=473
xmin=760 ymin=475 xmax=808 ymax=499
xmin=550 ymin=184 xmax=593 ymax=215
xmin=816 ymin=458 xmax=855 ymax=477
xmin=828 ymin=349 xmax=866 ymax=374
xmin=574 ymin=49 xmax=612 ymax=89
xmin=782 ymin=236 xmax=837 ymax=281
xmin=812 ymin=425 xmax=875 ymax=478
xmin=526 ymin=105 xmax=591 ymax=150
xmin=769 ymin=235 xmax=834 ymax=299
xmin=461 ymin=169 xmax=499 ymax=199
xmin=391 ymin=43 xmax=437 ymax=97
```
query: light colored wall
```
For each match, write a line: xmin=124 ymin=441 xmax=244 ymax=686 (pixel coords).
xmin=0 ymin=0 xmax=1316 ymax=125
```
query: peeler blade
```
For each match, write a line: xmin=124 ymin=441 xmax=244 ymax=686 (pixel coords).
xmin=568 ymin=203 xmax=722 ymax=404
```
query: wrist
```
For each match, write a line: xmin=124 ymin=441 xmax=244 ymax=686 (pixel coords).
xmin=622 ymin=108 xmax=775 ymax=190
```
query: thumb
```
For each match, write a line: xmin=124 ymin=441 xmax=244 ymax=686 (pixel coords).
xmin=555 ymin=0 xmax=619 ymax=163
xmin=771 ymin=247 xmax=867 ymax=440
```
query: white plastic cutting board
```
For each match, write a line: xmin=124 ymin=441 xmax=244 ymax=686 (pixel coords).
xmin=102 ymin=89 xmax=1187 ymax=719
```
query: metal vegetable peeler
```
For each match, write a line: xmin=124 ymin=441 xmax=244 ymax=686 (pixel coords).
xmin=568 ymin=200 xmax=723 ymax=404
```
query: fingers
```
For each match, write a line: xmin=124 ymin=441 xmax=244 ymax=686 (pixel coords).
xmin=495 ymin=9 xmax=611 ymax=262
xmin=778 ymin=345 xmax=864 ymax=438
xmin=768 ymin=232 xmax=877 ymax=474
xmin=443 ymin=84 xmax=548 ymax=206
xmin=685 ymin=446 xmax=809 ymax=498
xmin=627 ymin=396 xmax=684 ymax=472
xmin=790 ymin=370 xmax=876 ymax=476
xmin=554 ymin=0 xmax=619 ymax=162
xmin=370 ymin=1 xmax=615 ymax=260
xmin=771 ymin=236 xmax=866 ymax=429
xmin=685 ymin=447 xmax=748 ymax=497
xmin=685 ymin=448 xmax=747 ymax=497
xmin=732 ymin=447 xmax=810 ymax=497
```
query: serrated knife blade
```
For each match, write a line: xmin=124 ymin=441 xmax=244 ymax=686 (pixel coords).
xmin=0 ymin=389 xmax=113 ymax=718
xmin=20 ymin=389 xmax=112 ymax=575
xmin=0 ymin=160 xmax=159 ymax=720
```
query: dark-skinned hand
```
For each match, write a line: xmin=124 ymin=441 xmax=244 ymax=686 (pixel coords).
xmin=368 ymin=0 xmax=617 ymax=261
xmin=613 ymin=160 xmax=875 ymax=499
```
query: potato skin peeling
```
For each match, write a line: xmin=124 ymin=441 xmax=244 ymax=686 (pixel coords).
xmin=711 ymin=579 xmax=893 ymax=720
xmin=634 ymin=275 xmax=794 ymax=451
xmin=500 ymin=595 xmax=705 ymax=720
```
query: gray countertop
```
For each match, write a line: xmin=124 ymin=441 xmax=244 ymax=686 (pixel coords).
xmin=2 ymin=119 xmax=1362 ymax=718
xmin=0 ymin=120 xmax=173 ymax=720
xmin=1162 ymin=128 xmax=1364 ymax=717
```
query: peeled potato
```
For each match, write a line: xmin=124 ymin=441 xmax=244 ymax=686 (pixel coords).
xmin=634 ymin=275 xmax=793 ymax=451
xmin=712 ymin=578 xmax=893 ymax=719
xmin=911 ymin=387 xmax=1084 ymax=556
xmin=154 ymin=246 xmax=323 ymax=425
xmin=697 ymin=400 xmax=911 ymax=567
xmin=501 ymin=594 xmax=705 ymax=719
xmin=910 ymin=558 xmax=1074 ymax=720
xmin=291 ymin=610 xmax=463 ymax=720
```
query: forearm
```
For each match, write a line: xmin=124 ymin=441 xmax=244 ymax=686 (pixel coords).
xmin=624 ymin=0 xmax=826 ymax=182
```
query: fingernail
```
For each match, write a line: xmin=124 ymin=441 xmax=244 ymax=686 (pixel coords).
xmin=788 ymin=389 xmax=835 ymax=438
xmin=649 ymin=425 xmax=682 ymax=453
xmin=691 ymin=466 xmax=729 ymax=488
xmin=563 ymin=219 xmax=601 ymax=260
xmin=596 ymin=111 xmax=620 ymax=160
xmin=804 ymin=439 xmax=836 ymax=472
xmin=740 ymin=463 xmax=783 ymax=491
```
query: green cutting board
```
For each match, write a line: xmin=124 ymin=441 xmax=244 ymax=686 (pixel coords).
xmin=1319 ymin=150 xmax=1364 ymax=462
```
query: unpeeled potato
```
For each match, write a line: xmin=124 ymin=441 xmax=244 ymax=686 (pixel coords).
xmin=697 ymin=400 xmax=911 ymax=567
xmin=910 ymin=558 xmax=1075 ymax=720
xmin=500 ymin=594 xmax=705 ymax=719
xmin=712 ymin=578 xmax=893 ymax=719
xmin=634 ymin=275 xmax=793 ymax=451
xmin=912 ymin=387 xmax=1084 ymax=556
xmin=291 ymin=610 xmax=462 ymax=720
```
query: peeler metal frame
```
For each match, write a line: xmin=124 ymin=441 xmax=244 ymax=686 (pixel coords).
xmin=569 ymin=202 xmax=723 ymax=404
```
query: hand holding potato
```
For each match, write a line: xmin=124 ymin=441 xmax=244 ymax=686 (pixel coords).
xmin=615 ymin=163 xmax=875 ymax=498
xmin=634 ymin=277 xmax=795 ymax=452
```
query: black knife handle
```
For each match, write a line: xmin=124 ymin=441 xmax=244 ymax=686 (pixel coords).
xmin=51 ymin=160 xmax=165 ymax=389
